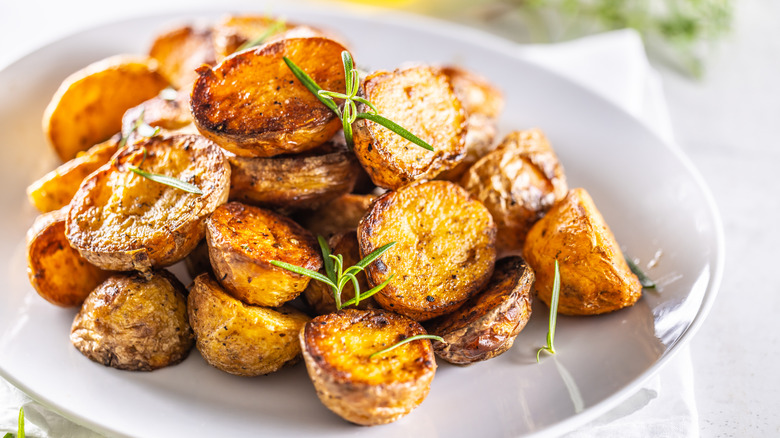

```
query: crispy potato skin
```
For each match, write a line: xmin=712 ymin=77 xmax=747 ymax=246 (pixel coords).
xmin=188 ymin=274 xmax=310 ymax=376
xmin=301 ymin=309 xmax=436 ymax=425
xmin=352 ymin=66 xmax=467 ymax=189
xmin=303 ymin=232 xmax=380 ymax=315
xmin=122 ymin=87 xmax=193 ymax=134
xmin=461 ymin=129 xmax=568 ymax=256
xmin=184 ymin=239 xmax=213 ymax=278
xmin=149 ymin=25 xmax=216 ymax=89
xmin=191 ymin=37 xmax=347 ymax=157
xmin=358 ymin=181 xmax=497 ymax=321
xmin=66 ymin=134 xmax=230 ymax=272
xmin=43 ymin=55 xmax=168 ymax=161
xmin=228 ymin=142 xmax=360 ymax=213
xmin=70 ymin=270 xmax=193 ymax=371
xmin=300 ymin=193 xmax=376 ymax=238
xmin=205 ymin=202 xmax=322 ymax=307
xmin=26 ymin=208 xmax=110 ymax=307
xmin=27 ymin=137 xmax=119 ymax=213
xmin=427 ymin=256 xmax=534 ymax=364
xmin=523 ymin=188 xmax=642 ymax=315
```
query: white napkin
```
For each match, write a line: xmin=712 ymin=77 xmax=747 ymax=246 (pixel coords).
xmin=0 ymin=28 xmax=697 ymax=438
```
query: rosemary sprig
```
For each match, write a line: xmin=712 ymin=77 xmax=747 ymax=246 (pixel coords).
xmin=126 ymin=148 xmax=203 ymax=195
xmin=537 ymin=260 xmax=561 ymax=362
xmin=369 ymin=334 xmax=444 ymax=359
xmin=625 ymin=256 xmax=656 ymax=289
xmin=235 ymin=18 xmax=287 ymax=52
xmin=119 ymin=108 xmax=160 ymax=148
xmin=3 ymin=407 xmax=24 ymax=438
xmin=271 ymin=236 xmax=396 ymax=310
xmin=283 ymin=51 xmax=434 ymax=151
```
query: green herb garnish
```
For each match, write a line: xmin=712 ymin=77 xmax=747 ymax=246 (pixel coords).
xmin=537 ymin=259 xmax=561 ymax=362
xmin=625 ymin=256 xmax=656 ymax=289
xmin=235 ymin=18 xmax=287 ymax=52
xmin=282 ymin=51 xmax=434 ymax=151
xmin=369 ymin=334 xmax=444 ymax=359
xmin=119 ymin=109 xmax=160 ymax=148
xmin=271 ymin=236 xmax=396 ymax=310
xmin=3 ymin=407 xmax=24 ymax=438
xmin=126 ymin=147 xmax=203 ymax=195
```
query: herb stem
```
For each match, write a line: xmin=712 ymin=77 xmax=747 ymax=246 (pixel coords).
xmin=625 ymin=256 xmax=656 ymax=289
xmin=537 ymin=259 xmax=561 ymax=362
xmin=370 ymin=334 xmax=444 ymax=359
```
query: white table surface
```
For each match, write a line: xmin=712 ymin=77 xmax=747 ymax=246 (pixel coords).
xmin=1 ymin=0 xmax=778 ymax=436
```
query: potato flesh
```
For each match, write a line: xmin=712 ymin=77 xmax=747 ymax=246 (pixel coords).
xmin=122 ymin=87 xmax=193 ymax=134
xmin=358 ymin=180 xmax=497 ymax=321
xmin=523 ymin=188 xmax=642 ymax=315
xmin=149 ymin=25 xmax=216 ymax=89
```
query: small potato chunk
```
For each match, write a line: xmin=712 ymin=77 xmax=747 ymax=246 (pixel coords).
xmin=66 ymin=134 xmax=230 ymax=272
xmin=523 ymin=188 xmax=642 ymax=315
xmin=27 ymin=137 xmax=119 ymax=213
xmin=301 ymin=309 xmax=436 ymax=426
xmin=205 ymin=202 xmax=322 ymax=307
xmin=149 ymin=25 xmax=216 ymax=89
xmin=191 ymin=37 xmax=348 ymax=157
xmin=300 ymin=193 xmax=376 ymax=238
xmin=70 ymin=270 xmax=193 ymax=371
xmin=43 ymin=55 xmax=168 ymax=161
xmin=303 ymin=232 xmax=380 ymax=315
xmin=27 ymin=208 xmax=110 ymax=307
xmin=353 ymin=66 xmax=467 ymax=189
xmin=461 ymin=129 xmax=568 ymax=256
xmin=228 ymin=142 xmax=360 ymax=213
xmin=358 ymin=181 xmax=496 ymax=321
xmin=184 ymin=239 xmax=212 ymax=279
xmin=189 ymin=273 xmax=310 ymax=376
xmin=427 ymin=256 xmax=534 ymax=365
xmin=122 ymin=87 xmax=194 ymax=135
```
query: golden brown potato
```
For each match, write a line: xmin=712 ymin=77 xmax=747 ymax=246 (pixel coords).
xmin=27 ymin=137 xmax=119 ymax=213
xmin=191 ymin=37 xmax=348 ymax=157
xmin=148 ymin=25 xmax=216 ymax=89
xmin=301 ymin=309 xmax=436 ymax=425
xmin=427 ymin=256 xmax=534 ymax=365
xmin=228 ymin=141 xmax=360 ymax=213
xmin=42 ymin=55 xmax=169 ymax=161
xmin=26 ymin=208 xmax=110 ymax=308
xmin=188 ymin=273 xmax=310 ymax=376
xmin=66 ymin=134 xmax=230 ymax=272
xmin=461 ymin=129 xmax=568 ymax=256
xmin=184 ymin=239 xmax=212 ymax=278
xmin=205 ymin=202 xmax=322 ymax=307
xmin=299 ymin=193 xmax=376 ymax=238
xmin=212 ymin=15 xmax=293 ymax=61
xmin=523 ymin=188 xmax=642 ymax=315
xmin=70 ymin=270 xmax=193 ymax=371
xmin=358 ymin=181 xmax=497 ymax=321
xmin=121 ymin=86 xmax=193 ymax=135
xmin=352 ymin=65 xmax=467 ymax=189
xmin=303 ymin=232 xmax=380 ymax=315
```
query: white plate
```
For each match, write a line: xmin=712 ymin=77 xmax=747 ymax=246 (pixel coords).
xmin=0 ymin=5 xmax=724 ymax=438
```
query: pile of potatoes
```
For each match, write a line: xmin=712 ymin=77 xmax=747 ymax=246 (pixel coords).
xmin=25 ymin=14 xmax=642 ymax=426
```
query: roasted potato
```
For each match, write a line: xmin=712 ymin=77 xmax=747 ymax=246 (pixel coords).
xmin=301 ymin=309 xmax=436 ymax=425
xmin=228 ymin=141 xmax=360 ymax=213
xmin=427 ymin=256 xmax=534 ymax=365
xmin=188 ymin=273 xmax=310 ymax=376
xmin=27 ymin=136 xmax=119 ymax=213
xmin=184 ymin=239 xmax=212 ymax=278
xmin=66 ymin=134 xmax=230 ymax=272
xmin=121 ymin=86 xmax=194 ymax=134
xmin=523 ymin=188 xmax=642 ymax=315
xmin=70 ymin=270 xmax=193 ymax=371
xmin=303 ymin=231 xmax=380 ymax=315
xmin=358 ymin=180 xmax=497 ymax=321
xmin=299 ymin=193 xmax=376 ymax=238
xmin=461 ymin=129 xmax=568 ymax=256
xmin=211 ymin=15 xmax=293 ymax=61
xmin=191 ymin=37 xmax=348 ymax=157
xmin=26 ymin=208 xmax=110 ymax=307
xmin=42 ymin=55 xmax=168 ymax=161
xmin=205 ymin=202 xmax=322 ymax=307
xmin=352 ymin=65 xmax=467 ymax=189
xmin=149 ymin=25 xmax=216 ymax=89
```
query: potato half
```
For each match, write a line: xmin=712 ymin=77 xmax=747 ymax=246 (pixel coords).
xmin=149 ymin=25 xmax=216 ymax=89
xmin=191 ymin=37 xmax=348 ymax=157
xmin=523 ymin=188 xmax=642 ymax=315
xmin=205 ymin=202 xmax=322 ymax=307
xmin=26 ymin=208 xmax=110 ymax=307
xmin=121 ymin=87 xmax=194 ymax=135
xmin=189 ymin=273 xmax=310 ymax=376
xmin=27 ymin=136 xmax=119 ymax=213
xmin=358 ymin=180 xmax=497 ymax=321
xmin=70 ymin=270 xmax=193 ymax=371
xmin=42 ymin=55 xmax=168 ymax=161
xmin=427 ymin=256 xmax=534 ymax=365
xmin=301 ymin=309 xmax=436 ymax=426
xmin=212 ymin=14 xmax=294 ymax=61
xmin=461 ymin=129 xmax=568 ymax=256
xmin=300 ymin=193 xmax=376 ymax=238
xmin=352 ymin=65 xmax=467 ymax=189
xmin=66 ymin=134 xmax=230 ymax=272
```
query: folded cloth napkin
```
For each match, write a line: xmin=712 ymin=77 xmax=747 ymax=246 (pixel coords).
xmin=0 ymin=28 xmax=697 ymax=438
